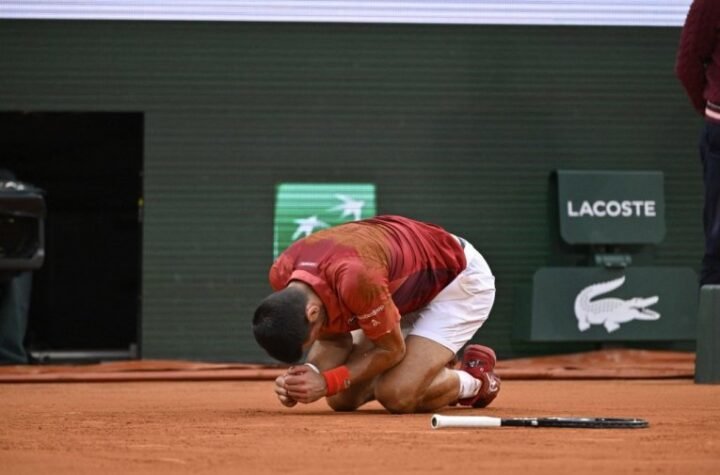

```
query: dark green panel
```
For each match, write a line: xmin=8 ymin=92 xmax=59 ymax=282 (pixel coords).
xmin=695 ymin=285 xmax=720 ymax=383
xmin=527 ymin=267 xmax=697 ymax=341
xmin=0 ymin=20 xmax=703 ymax=361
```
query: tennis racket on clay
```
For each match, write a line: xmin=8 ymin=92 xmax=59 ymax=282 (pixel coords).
xmin=431 ymin=414 xmax=648 ymax=429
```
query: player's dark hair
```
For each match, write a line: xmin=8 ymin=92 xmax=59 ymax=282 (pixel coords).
xmin=252 ymin=287 xmax=310 ymax=363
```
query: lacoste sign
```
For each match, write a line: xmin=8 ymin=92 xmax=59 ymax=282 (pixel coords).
xmin=516 ymin=267 xmax=697 ymax=342
xmin=566 ymin=200 xmax=657 ymax=218
xmin=557 ymin=170 xmax=665 ymax=244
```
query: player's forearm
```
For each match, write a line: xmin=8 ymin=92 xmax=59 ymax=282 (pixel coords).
xmin=338 ymin=326 xmax=405 ymax=388
xmin=282 ymin=342 xmax=404 ymax=403
xmin=305 ymin=334 xmax=353 ymax=371
xmin=344 ymin=342 xmax=405 ymax=387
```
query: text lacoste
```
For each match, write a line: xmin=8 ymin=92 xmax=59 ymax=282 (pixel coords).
xmin=566 ymin=200 xmax=656 ymax=218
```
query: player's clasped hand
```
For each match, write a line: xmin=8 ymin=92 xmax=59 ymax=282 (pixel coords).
xmin=283 ymin=365 xmax=328 ymax=404
xmin=274 ymin=374 xmax=298 ymax=407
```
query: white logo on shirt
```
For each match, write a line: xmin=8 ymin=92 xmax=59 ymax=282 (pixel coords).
xmin=355 ymin=304 xmax=385 ymax=321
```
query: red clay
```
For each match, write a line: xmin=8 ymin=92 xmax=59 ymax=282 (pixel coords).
xmin=1 ymin=379 xmax=719 ymax=474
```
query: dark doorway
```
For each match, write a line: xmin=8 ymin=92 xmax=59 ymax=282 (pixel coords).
xmin=0 ymin=112 xmax=142 ymax=360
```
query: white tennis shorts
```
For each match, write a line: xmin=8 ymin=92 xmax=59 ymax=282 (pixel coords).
xmin=402 ymin=236 xmax=496 ymax=354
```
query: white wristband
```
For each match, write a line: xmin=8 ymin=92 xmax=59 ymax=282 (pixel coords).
xmin=304 ymin=363 xmax=321 ymax=374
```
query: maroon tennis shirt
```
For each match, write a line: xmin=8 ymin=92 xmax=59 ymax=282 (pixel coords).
xmin=269 ymin=215 xmax=466 ymax=340
xmin=676 ymin=0 xmax=720 ymax=115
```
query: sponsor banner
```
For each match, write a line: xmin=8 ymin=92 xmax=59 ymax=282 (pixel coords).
xmin=521 ymin=267 xmax=697 ymax=341
xmin=557 ymin=170 xmax=665 ymax=245
xmin=273 ymin=183 xmax=376 ymax=259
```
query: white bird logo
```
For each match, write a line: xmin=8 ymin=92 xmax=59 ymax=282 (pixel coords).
xmin=329 ymin=194 xmax=365 ymax=221
xmin=291 ymin=215 xmax=330 ymax=240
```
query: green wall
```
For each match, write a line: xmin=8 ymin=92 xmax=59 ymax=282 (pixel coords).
xmin=0 ymin=20 xmax=703 ymax=361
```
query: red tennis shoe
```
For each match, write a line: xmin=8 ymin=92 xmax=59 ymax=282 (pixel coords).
xmin=458 ymin=344 xmax=501 ymax=408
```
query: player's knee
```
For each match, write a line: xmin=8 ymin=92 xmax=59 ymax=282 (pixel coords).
xmin=376 ymin=392 xmax=417 ymax=414
xmin=375 ymin=380 xmax=418 ymax=414
xmin=326 ymin=396 xmax=359 ymax=412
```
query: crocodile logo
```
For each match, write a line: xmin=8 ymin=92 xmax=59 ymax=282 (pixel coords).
xmin=574 ymin=276 xmax=660 ymax=333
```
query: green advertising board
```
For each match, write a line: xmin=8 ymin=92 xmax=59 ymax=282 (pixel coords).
xmin=557 ymin=170 xmax=665 ymax=244
xmin=696 ymin=285 xmax=720 ymax=383
xmin=274 ymin=183 xmax=376 ymax=258
xmin=517 ymin=267 xmax=698 ymax=341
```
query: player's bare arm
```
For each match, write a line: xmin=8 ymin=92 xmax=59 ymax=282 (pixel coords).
xmin=340 ymin=323 xmax=405 ymax=384
xmin=306 ymin=332 xmax=353 ymax=371
xmin=284 ymin=324 xmax=405 ymax=404
xmin=273 ymin=333 xmax=352 ymax=407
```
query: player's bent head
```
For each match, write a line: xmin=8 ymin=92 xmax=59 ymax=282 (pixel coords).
xmin=252 ymin=287 xmax=310 ymax=363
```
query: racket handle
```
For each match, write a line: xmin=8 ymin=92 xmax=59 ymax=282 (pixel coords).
xmin=431 ymin=414 xmax=502 ymax=429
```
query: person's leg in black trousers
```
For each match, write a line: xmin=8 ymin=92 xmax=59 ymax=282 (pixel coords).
xmin=700 ymin=121 xmax=720 ymax=285
xmin=0 ymin=272 xmax=32 ymax=364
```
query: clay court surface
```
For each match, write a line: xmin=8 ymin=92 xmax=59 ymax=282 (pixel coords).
xmin=1 ymin=352 xmax=719 ymax=475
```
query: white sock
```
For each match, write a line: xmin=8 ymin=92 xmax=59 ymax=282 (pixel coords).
xmin=454 ymin=369 xmax=482 ymax=399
